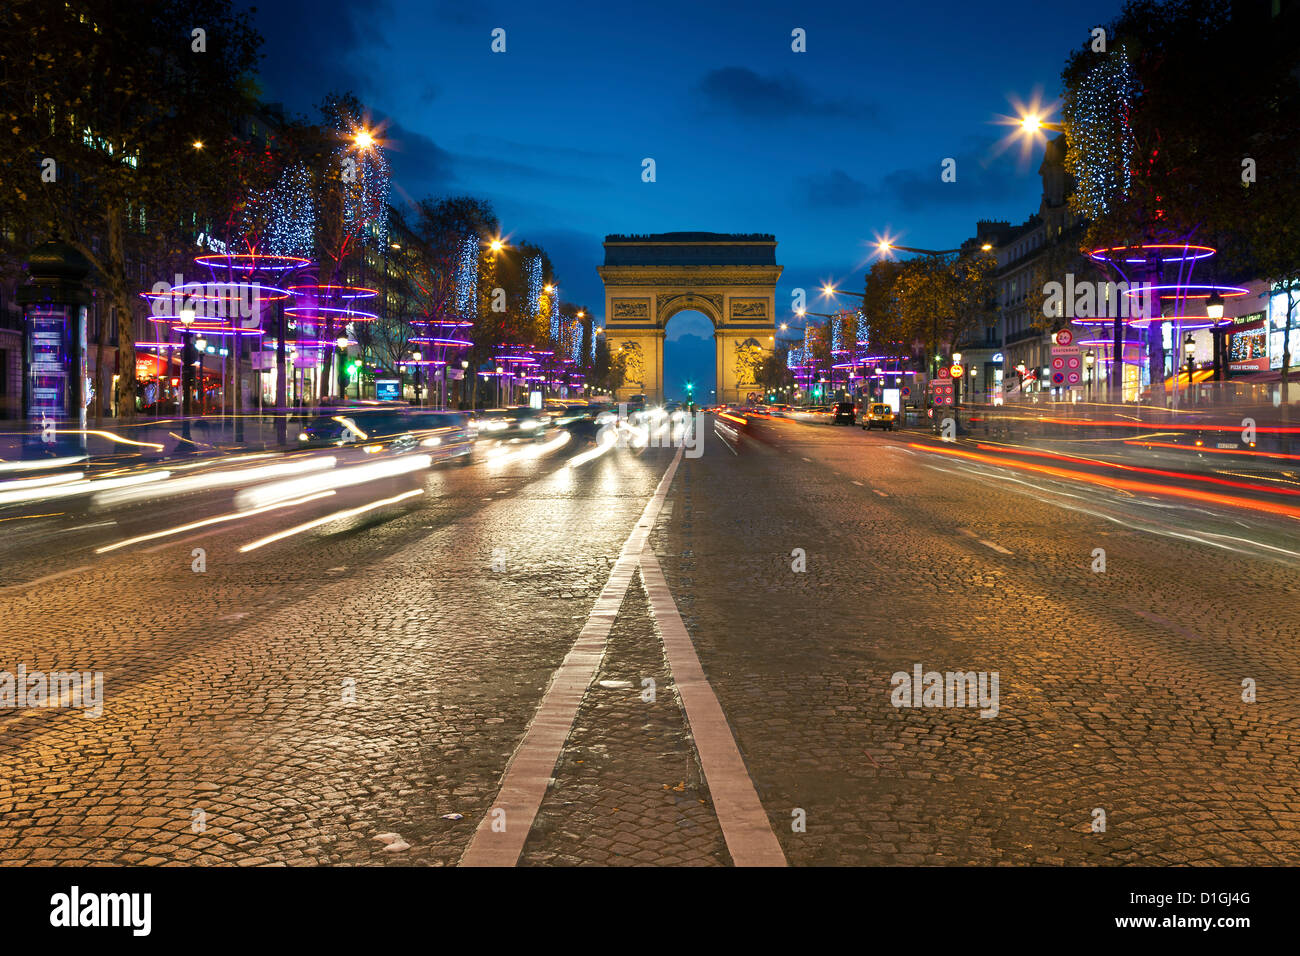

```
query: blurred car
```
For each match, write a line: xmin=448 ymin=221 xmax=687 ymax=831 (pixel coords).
xmin=861 ymin=402 xmax=896 ymax=431
xmin=296 ymin=405 xmax=475 ymax=461
xmin=471 ymin=405 xmax=550 ymax=438
xmin=832 ymin=401 xmax=857 ymax=424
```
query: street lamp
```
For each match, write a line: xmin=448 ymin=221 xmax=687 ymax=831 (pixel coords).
xmin=1085 ymin=350 xmax=1095 ymax=402
xmin=335 ymin=336 xmax=349 ymax=401
xmin=1206 ymin=290 xmax=1225 ymax=320
xmin=496 ymin=364 xmax=505 ymax=407
xmin=413 ymin=351 xmax=423 ymax=407
xmin=1184 ymin=333 xmax=1197 ymax=402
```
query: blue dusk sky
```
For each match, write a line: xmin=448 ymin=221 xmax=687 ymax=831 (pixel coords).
xmin=248 ymin=0 xmax=1126 ymax=397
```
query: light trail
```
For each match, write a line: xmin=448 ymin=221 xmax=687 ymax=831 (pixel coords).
xmin=234 ymin=454 xmax=431 ymax=510
xmin=1122 ymin=439 xmax=1300 ymax=462
xmin=910 ymin=443 xmax=1300 ymax=520
xmin=488 ymin=430 xmax=571 ymax=466
xmin=0 ymin=470 xmax=170 ymax=506
xmin=0 ymin=455 xmax=87 ymax=473
xmin=92 ymin=456 xmax=338 ymax=508
xmin=973 ymin=443 xmax=1300 ymax=497
xmin=565 ymin=431 xmax=617 ymax=469
xmin=0 ymin=471 xmax=86 ymax=491
xmin=238 ymin=489 xmax=424 ymax=553
xmin=94 ymin=491 xmax=336 ymax=553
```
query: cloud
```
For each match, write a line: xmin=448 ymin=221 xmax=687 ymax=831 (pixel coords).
xmin=375 ymin=120 xmax=458 ymax=202
xmin=802 ymin=170 xmax=875 ymax=208
xmin=694 ymin=67 xmax=877 ymax=121
xmin=801 ymin=148 xmax=1026 ymax=212
xmin=250 ymin=0 xmax=394 ymax=111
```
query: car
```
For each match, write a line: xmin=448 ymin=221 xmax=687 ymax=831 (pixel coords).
xmin=832 ymin=401 xmax=856 ymax=425
xmin=296 ymin=406 xmax=476 ymax=461
xmin=861 ymin=402 xmax=896 ymax=431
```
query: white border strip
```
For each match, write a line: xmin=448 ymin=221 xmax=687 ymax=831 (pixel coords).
xmin=460 ymin=446 xmax=685 ymax=866
xmin=640 ymin=550 xmax=787 ymax=866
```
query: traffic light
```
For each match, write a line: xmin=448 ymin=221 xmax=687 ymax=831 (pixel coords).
xmin=686 ymin=382 xmax=694 ymax=393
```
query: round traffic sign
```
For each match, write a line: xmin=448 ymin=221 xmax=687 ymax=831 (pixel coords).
xmin=1052 ymin=356 xmax=1065 ymax=369
xmin=1051 ymin=371 xmax=1066 ymax=385
xmin=949 ymin=363 xmax=964 ymax=378
xmin=1067 ymin=371 xmax=1081 ymax=384
xmin=1055 ymin=329 xmax=1073 ymax=346
xmin=900 ymin=386 xmax=911 ymax=398
xmin=936 ymin=366 xmax=950 ymax=379
xmin=1067 ymin=356 xmax=1081 ymax=369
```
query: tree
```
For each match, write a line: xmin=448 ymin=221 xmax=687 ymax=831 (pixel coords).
xmin=1062 ymin=0 xmax=1300 ymax=397
xmin=0 ymin=0 xmax=262 ymax=418
xmin=863 ymin=259 xmax=908 ymax=364
xmin=754 ymin=349 xmax=793 ymax=392
xmin=591 ymin=335 xmax=627 ymax=394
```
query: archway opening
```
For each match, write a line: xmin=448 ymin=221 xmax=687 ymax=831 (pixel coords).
xmin=663 ymin=310 xmax=715 ymax=404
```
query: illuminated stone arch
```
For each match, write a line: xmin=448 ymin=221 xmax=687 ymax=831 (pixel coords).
xmin=597 ymin=232 xmax=782 ymax=404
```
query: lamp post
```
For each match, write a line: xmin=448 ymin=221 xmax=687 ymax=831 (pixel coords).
xmin=1184 ymin=333 xmax=1197 ymax=405
xmin=1206 ymin=291 xmax=1226 ymax=382
xmin=1015 ymin=362 xmax=1028 ymax=401
xmin=496 ymin=364 xmax=505 ymax=407
xmin=412 ymin=351 xmax=423 ymax=407
xmin=195 ymin=335 xmax=208 ymax=418
xmin=460 ymin=359 xmax=469 ymax=409
xmin=335 ymin=336 xmax=349 ymax=403
xmin=178 ymin=305 xmax=196 ymax=419
xmin=1085 ymin=350 xmax=1095 ymax=402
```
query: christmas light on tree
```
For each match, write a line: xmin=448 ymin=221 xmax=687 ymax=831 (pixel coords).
xmin=1063 ymin=45 xmax=1138 ymax=219
xmin=454 ymin=236 xmax=478 ymax=317
xmin=265 ymin=164 xmax=316 ymax=258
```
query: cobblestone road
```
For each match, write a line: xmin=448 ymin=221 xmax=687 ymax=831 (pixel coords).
xmin=2 ymin=415 xmax=1298 ymax=866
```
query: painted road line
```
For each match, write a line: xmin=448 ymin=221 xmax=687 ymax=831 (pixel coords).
xmin=873 ymin=490 xmax=889 ymax=498
xmin=460 ymin=444 xmax=686 ymax=867
xmin=640 ymin=550 xmax=787 ymax=866
xmin=958 ymin=528 xmax=1012 ymax=555
xmin=852 ymin=480 xmax=865 ymax=487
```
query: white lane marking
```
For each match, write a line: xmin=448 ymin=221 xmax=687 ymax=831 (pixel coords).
xmin=873 ymin=490 xmax=889 ymax=498
xmin=640 ymin=551 xmax=788 ymax=867
xmin=852 ymin=480 xmax=865 ymax=487
xmin=461 ymin=445 xmax=686 ymax=867
xmin=957 ymin=527 xmax=1012 ymax=555
xmin=801 ymin=457 xmax=812 ymax=463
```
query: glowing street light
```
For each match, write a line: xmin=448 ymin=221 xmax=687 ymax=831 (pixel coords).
xmin=353 ymin=129 xmax=376 ymax=149
xmin=1206 ymin=290 xmax=1225 ymax=320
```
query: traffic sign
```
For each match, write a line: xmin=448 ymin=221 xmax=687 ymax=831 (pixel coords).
xmin=935 ymin=366 xmax=950 ymax=379
xmin=900 ymin=385 xmax=911 ymax=398
xmin=949 ymin=363 xmax=964 ymax=378
xmin=1054 ymin=328 xmax=1074 ymax=346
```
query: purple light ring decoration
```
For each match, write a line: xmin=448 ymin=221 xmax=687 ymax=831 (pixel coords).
xmin=1088 ymin=244 xmax=1216 ymax=266
xmin=160 ymin=323 xmax=266 ymax=336
xmin=195 ymin=253 xmax=312 ymax=272
xmin=287 ymin=284 xmax=379 ymax=300
xmin=284 ymin=307 xmax=380 ymax=321
xmin=1120 ymin=284 xmax=1248 ymax=299
xmin=409 ymin=337 xmax=472 ymax=347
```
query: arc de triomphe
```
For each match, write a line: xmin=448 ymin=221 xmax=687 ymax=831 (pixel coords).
xmin=596 ymin=232 xmax=781 ymax=405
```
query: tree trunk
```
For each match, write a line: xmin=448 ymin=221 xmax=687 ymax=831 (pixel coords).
xmin=106 ymin=210 xmax=137 ymax=420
